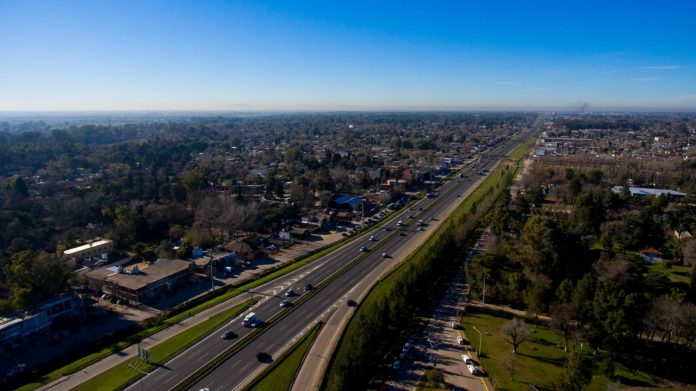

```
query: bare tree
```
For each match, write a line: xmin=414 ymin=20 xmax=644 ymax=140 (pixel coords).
xmin=549 ymin=302 xmax=576 ymax=351
xmin=502 ymin=317 xmax=531 ymax=354
xmin=502 ymin=353 xmax=519 ymax=381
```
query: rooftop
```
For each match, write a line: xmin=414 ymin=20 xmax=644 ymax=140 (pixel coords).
xmin=64 ymin=239 xmax=113 ymax=256
xmin=85 ymin=259 xmax=191 ymax=291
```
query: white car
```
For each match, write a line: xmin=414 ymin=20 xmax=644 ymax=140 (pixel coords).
xmin=382 ymin=252 xmax=389 ymax=258
xmin=369 ymin=235 xmax=376 ymax=241
xmin=467 ymin=364 xmax=477 ymax=375
xmin=456 ymin=336 xmax=465 ymax=344
xmin=462 ymin=354 xmax=473 ymax=365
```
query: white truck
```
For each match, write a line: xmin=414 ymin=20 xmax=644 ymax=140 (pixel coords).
xmin=242 ymin=312 xmax=258 ymax=327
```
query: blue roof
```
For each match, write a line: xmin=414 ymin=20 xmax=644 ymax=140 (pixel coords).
xmin=334 ymin=195 xmax=362 ymax=206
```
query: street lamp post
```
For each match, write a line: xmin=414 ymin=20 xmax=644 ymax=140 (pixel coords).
xmin=472 ymin=326 xmax=483 ymax=356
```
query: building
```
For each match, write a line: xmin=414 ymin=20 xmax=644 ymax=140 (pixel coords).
xmin=0 ymin=295 xmax=79 ymax=344
xmin=64 ymin=238 xmax=114 ymax=261
xmin=640 ymin=247 xmax=663 ymax=263
xmin=84 ymin=259 xmax=193 ymax=303
xmin=611 ymin=186 xmax=687 ymax=198
xmin=224 ymin=239 xmax=259 ymax=263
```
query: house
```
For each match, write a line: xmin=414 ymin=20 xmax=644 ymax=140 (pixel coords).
xmin=640 ymin=247 xmax=663 ymax=263
xmin=331 ymin=195 xmax=363 ymax=211
xmin=224 ymin=239 xmax=259 ymax=262
xmin=674 ymin=230 xmax=693 ymax=241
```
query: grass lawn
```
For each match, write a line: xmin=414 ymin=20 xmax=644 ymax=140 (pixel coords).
xmin=72 ymin=298 xmax=257 ymax=391
xmin=461 ymin=311 xmax=673 ymax=391
xmin=244 ymin=322 xmax=322 ymax=391
xmin=648 ymin=262 xmax=692 ymax=285
xmin=461 ymin=312 xmax=567 ymax=391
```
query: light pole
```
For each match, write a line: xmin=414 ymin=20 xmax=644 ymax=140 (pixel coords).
xmin=472 ymin=326 xmax=483 ymax=356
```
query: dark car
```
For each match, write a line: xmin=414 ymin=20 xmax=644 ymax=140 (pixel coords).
xmin=222 ymin=330 xmax=236 ymax=339
xmin=346 ymin=299 xmax=358 ymax=307
xmin=304 ymin=283 xmax=314 ymax=292
xmin=256 ymin=352 xmax=272 ymax=363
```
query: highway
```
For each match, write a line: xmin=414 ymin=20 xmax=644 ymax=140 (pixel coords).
xmin=126 ymin=133 xmax=527 ymax=391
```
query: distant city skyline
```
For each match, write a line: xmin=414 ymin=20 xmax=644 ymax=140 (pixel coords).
xmin=1 ymin=0 xmax=695 ymax=112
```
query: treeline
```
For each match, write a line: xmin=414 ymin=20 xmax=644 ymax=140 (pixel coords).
xmin=323 ymin=160 xmax=519 ymax=390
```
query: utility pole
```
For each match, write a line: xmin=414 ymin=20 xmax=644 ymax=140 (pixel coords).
xmin=472 ymin=326 xmax=483 ymax=356
xmin=209 ymin=255 xmax=215 ymax=292
xmin=481 ymin=275 xmax=487 ymax=304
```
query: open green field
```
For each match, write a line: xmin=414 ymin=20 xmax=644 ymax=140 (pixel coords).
xmin=71 ymin=298 xmax=257 ymax=391
xmin=460 ymin=311 xmax=672 ymax=391
xmin=245 ymin=322 xmax=322 ymax=391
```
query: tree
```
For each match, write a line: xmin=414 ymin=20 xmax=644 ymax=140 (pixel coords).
xmin=554 ymin=353 xmax=591 ymax=391
xmin=550 ymin=302 xmax=576 ymax=351
xmin=502 ymin=353 xmax=519 ymax=381
xmin=502 ymin=317 xmax=531 ymax=354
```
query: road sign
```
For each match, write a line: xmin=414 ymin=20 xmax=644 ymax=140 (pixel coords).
xmin=138 ymin=344 xmax=150 ymax=362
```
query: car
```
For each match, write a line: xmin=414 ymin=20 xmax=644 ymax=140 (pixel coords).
xmin=346 ymin=299 xmax=357 ymax=307
xmin=304 ymin=283 xmax=314 ymax=292
xmin=109 ymin=297 xmax=118 ymax=304
xmin=462 ymin=354 xmax=473 ymax=364
xmin=402 ymin=342 xmax=411 ymax=353
xmin=222 ymin=330 xmax=236 ymax=339
xmin=198 ymin=388 xmax=211 ymax=391
xmin=256 ymin=352 xmax=272 ymax=363
xmin=467 ymin=364 xmax=477 ymax=374
xmin=451 ymin=322 xmax=459 ymax=329
xmin=360 ymin=246 xmax=368 ymax=252
xmin=456 ymin=336 xmax=465 ymax=344
xmin=369 ymin=235 xmax=376 ymax=241
xmin=382 ymin=252 xmax=389 ymax=258
xmin=393 ymin=360 xmax=401 ymax=370
xmin=383 ymin=227 xmax=391 ymax=231
xmin=396 ymin=220 xmax=403 ymax=226
xmin=280 ymin=300 xmax=292 ymax=308
xmin=116 ymin=299 xmax=122 ymax=305
xmin=284 ymin=289 xmax=294 ymax=297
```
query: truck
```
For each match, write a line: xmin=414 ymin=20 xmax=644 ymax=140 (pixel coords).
xmin=242 ymin=312 xmax=258 ymax=327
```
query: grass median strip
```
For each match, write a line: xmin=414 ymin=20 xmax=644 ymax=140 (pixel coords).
xmin=71 ymin=298 xmax=258 ymax=391
xmin=243 ymin=322 xmax=323 ymax=391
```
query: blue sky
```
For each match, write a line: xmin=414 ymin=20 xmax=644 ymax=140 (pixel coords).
xmin=0 ymin=0 xmax=695 ymax=111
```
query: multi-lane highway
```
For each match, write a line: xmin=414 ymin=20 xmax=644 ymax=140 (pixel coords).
xmin=126 ymin=133 xmax=527 ymax=391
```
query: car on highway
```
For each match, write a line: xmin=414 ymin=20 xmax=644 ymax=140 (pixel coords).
xmin=304 ymin=283 xmax=314 ymax=292
xmin=256 ymin=352 xmax=272 ymax=363
xmin=393 ymin=360 xmax=401 ymax=370
xmin=360 ymin=246 xmax=369 ymax=252
xmin=369 ymin=235 xmax=376 ymax=241
xmin=222 ymin=330 xmax=236 ymax=340
xmin=280 ymin=300 xmax=292 ymax=308
xmin=396 ymin=220 xmax=403 ymax=226
xmin=456 ymin=336 xmax=464 ymax=344
xmin=346 ymin=299 xmax=357 ymax=307
xmin=467 ymin=364 xmax=477 ymax=375
xmin=383 ymin=227 xmax=391 ymax=231
xmin=382 ymin=252 xmax=389 ymax=258
xmin=285 ymin=289 xmax=294 ymax=297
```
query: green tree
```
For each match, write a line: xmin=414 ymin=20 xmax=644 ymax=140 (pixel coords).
xmin=554 ymin=353 xmax=591 ymax=391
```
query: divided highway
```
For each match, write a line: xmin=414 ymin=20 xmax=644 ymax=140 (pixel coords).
xmin=125 ymin=134 xmax=527 ymax=391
